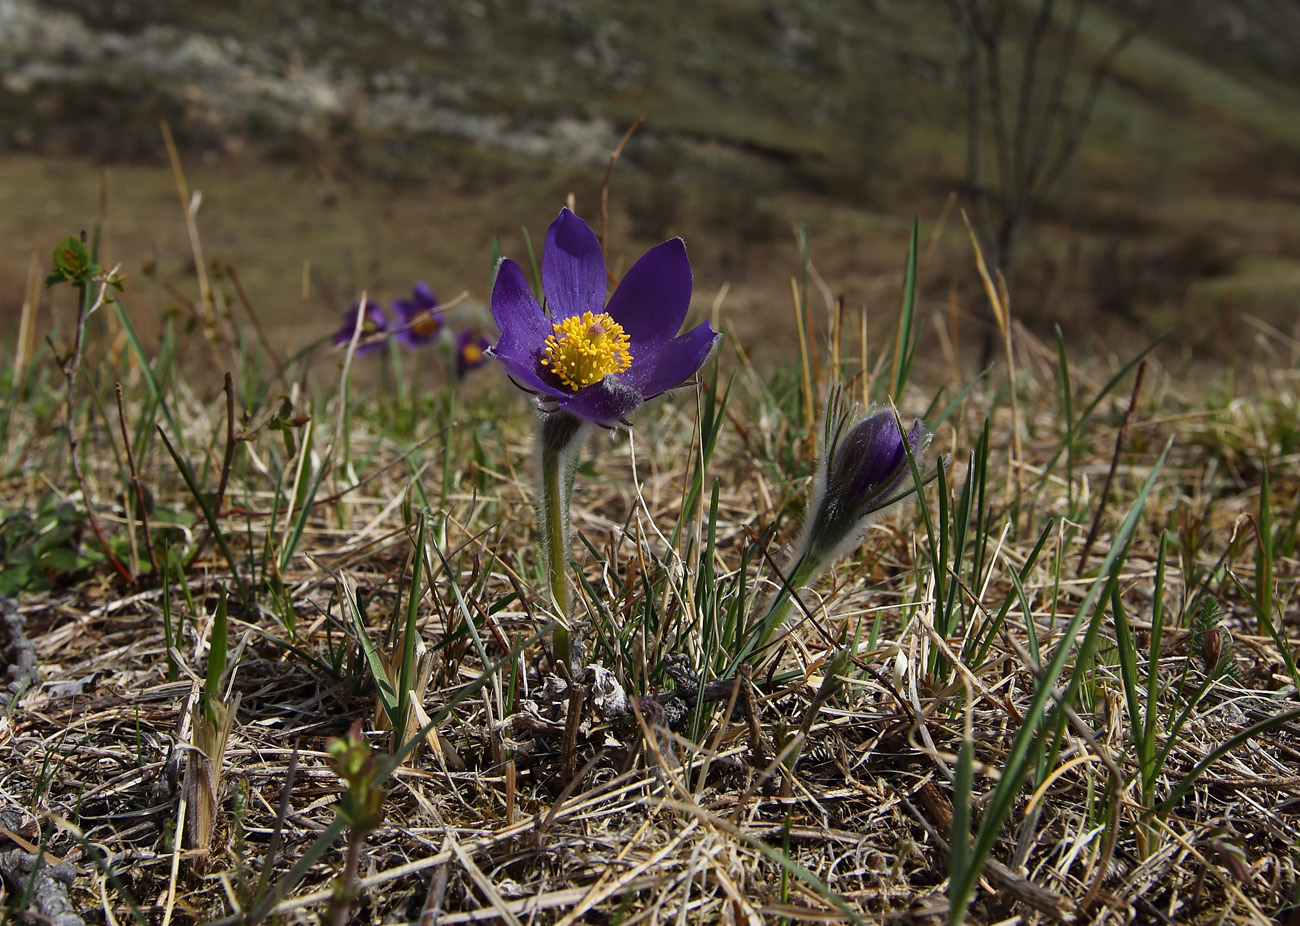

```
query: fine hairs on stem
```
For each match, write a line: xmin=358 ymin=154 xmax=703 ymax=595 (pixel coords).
xmin=536 ymin=409 xmax=590 ymax=671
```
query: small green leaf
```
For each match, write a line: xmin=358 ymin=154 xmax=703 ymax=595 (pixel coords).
xmin=50 ymin=235 xmax=93 ymax=284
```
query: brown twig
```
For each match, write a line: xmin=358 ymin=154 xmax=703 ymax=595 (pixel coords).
xmin=560 ymin=674 xmax=589 ymax=786
xmin=597 ymin=115 xmax=645 ymax=253
xmin=215 ymin=372 xmax=238 ymax=514
xmin=51 ymin=267 xmax=133 ymax=586
xmin=778 ymin=654 xmax=844 ymax=798
xmin=224 ymin=262 xmax=285 ymax=371
xmin=183 ymin=372 xmax=239 ymax=572
xmin=1078 ymin=359 xmax=1147 ymax=575
xmin=115 ymin=382 xmax=157 ymax=574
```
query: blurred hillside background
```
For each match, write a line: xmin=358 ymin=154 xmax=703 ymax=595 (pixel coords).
xmin=2 ymin=0 xmax=1299 ymax=375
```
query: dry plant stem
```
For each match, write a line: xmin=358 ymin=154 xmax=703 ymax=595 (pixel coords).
xmin=328 ymin=832 xmax=367 ymax=926
xmin=561 ymin=677 xmax=589 ymax=786
xmin=224 ymin=262 xmax=285 ymax=371
xmin=962 ymin=210 xmax=1021 ymax=505
xmin=161 ymin=119 xmax=227 ymax=373
xmin=215 ymin=372 xmax=237 ymax=512
xmin=778 ymin=661 xmax=842 ymax=798
xmin=248 ymin=744 xmax=301 ymax=925
xmin=14 ymin=252 xmax=40 ymax=385
xmin=737 ymin=663 xmax=767 ymax=763
xmin=597 ymin=115 xmax=645 ymax=251
xmin=1078 ymin=359 xmax=1147 ymax=576
xmin=183 ymin=371 xmax=238 ymax=571
xmin=791 ymin=278 xmax=814 ymax=433
xmin=53 ymin=274 xmax=133 ymax=586
xmin=115 ymin=382 xmax=156 ymax=573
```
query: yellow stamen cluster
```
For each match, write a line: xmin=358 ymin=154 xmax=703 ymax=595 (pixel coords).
xmin=462 ymin=343 xmax=483 ymax=364
xmin=541 ymin=311 xmax=633 ymax=392
xmin=411 ymin=310 xmax=441 ymax=338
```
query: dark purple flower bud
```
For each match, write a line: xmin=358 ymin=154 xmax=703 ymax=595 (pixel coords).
xmin=455 ymin=326 xmax=491 ymax=379
xmin=391 ymin=282 xmax=444 ymax=348
xmin=488 ymin=208 xmax=721 ymax=427
xmin=799 ymin=386 xmax=931 ymax=565
xmin=334 ymin=299 xmax=389 ymax=355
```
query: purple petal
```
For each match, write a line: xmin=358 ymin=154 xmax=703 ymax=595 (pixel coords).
xmin=412 ymin=281 xmax=439 ymax=309
xmin=847 ymin=420 xmax=906 ymax=501
xmin=494 ymin=351 xmax=570 ymax=399
xmin=391 ymin=296 xmax=444 ymax=348
xmin=542 ymin=209 xmax=606 ymax=320
xmin=556 ymin=377 xmax=644 ymax=427
xmin=604 ymin=237 xmax=692 ymax=348
xmin=619 ymin=321 xmax=721 ymax=400
xmin=490 ymin=258 xmax=551 ymax=363
xmin=334 ymin=301 xmax=388 ymax=355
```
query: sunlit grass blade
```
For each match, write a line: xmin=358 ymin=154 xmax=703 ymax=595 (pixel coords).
xmin=280 ymin=422 xmax=331 ymax=574
xmin=114 ymin=298 xmax=186 ymax=454
xmin=671 ymin=358 xmax=733 ymax=550
xmin=204 ymin=585 xmax=229 ymax=718
xmin=393 ymin=514 xmax=427 ymax=746
xmin=890 ymin=218 xmax=921 ymax=401
xmin=342 ymin=576 xmax=400 ymax=731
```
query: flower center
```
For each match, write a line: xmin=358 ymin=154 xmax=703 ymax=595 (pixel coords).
xmin=411 ymin=310 xmax=441 ymax=338
xmin=540 ymin=311 xmax=632 ymax=392
xmin=462 ymin=343 xmax=483 ymax=364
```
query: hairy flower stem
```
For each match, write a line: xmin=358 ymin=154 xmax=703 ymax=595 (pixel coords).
xmin=745 ymin=552 xmax=821 ymax=665
xmin=538 ymin=411 xmax=588 ymax=671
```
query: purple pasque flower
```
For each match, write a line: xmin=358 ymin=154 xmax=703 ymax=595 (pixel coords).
xmin=455 ymin=326 xmax=491 ymax=379
xmin=799 ymin=385 xmax=932 ymax=564
xmin=391 ymin=282 xmax=444 ymax=349
xmin=334 ymin=299 xmax=389 ymax=355
xmin=488 ymin=208 xmax=721 ymax=427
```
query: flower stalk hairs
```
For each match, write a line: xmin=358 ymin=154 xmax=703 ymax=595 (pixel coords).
xmin=740 ymin=384 xmax=932 ymax=664
xmin=489 ymin=208 xmax=721 ymax=668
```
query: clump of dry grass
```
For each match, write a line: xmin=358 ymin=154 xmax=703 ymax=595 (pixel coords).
xmin=1 ymin=200 xmax=1298 ymax=926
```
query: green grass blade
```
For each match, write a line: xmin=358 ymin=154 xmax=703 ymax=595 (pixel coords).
xmin=114 ymin=299 xmax=186 ymax=454
xmin=1110 ymin=585 xmax=1144 ymax=750
xmin=890 ymin=218 xmax=920 ymax=400
xmin=157 ymin=426 xmax=252 ymax=609
xmin=394 ymin=515 xmax=427 ymax=745
xmin=280 ymin=425 xmax=331 ymax=574
xmin=347 ymin=581 xmax=400 ymax=729
xmin=1156 ymin=708 xmax=1300 ymax=814
xmin=205 ymin=585 xmax=229 ymax=717
xmin=950 ymin=437 xmax=1172 ymax=922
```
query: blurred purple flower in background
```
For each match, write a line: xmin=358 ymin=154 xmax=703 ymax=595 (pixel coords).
xmin=488 ymin=208 xmax=720 ymax=427
xmin=391 ymin=282 xmax=444 ymax=349
xmin=456 ymin=327 xmax=491 ymax=379
xmin=334 ymin=299 xmax=389 ymax=355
